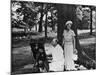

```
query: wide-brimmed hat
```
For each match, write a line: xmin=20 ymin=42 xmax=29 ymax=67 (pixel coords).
xmin=65 ymin=21 xmax=73 ymax=25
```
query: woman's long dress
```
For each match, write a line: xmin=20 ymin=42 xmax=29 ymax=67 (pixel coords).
xmin=63 ymin=29 xmax=76 ymax=70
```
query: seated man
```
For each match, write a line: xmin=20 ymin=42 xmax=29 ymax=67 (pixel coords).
xmin=47 ymin=38 xmax=65 ymax=72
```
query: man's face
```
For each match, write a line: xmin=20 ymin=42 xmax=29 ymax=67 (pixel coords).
xmin=52 ymin=39 xmax=57 ymax=47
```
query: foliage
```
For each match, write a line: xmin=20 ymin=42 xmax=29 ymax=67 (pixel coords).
xmin=11 ymin=1 xmax=37 ymax=29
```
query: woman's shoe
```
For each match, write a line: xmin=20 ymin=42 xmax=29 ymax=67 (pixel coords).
xmin=65 ymin=68 xmax=77 ymax=71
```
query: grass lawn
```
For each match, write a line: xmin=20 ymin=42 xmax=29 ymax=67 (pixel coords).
xmin=11 ymin=30 xmax=96 ymax=74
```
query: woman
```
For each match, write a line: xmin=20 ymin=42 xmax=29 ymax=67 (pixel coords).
xmin=63 ymin=21 xmax=77 ymax=71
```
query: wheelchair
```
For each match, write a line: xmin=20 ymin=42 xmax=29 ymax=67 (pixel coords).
xmin=30 ymin=42 xmax=49 ymax=73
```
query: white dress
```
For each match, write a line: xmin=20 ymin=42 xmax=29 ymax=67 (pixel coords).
xmin=49 ymin=44 xmax=64 ymax=71
xmin=63 ymin=29 xmax=76 ymax=70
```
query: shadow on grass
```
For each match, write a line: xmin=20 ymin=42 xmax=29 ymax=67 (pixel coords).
xmin=81 ymin=44 xmax=96 ymax=60
xmin=11 ymin=37 xmax=53 ymax=74
xmin=11 ymin=32 xmax=96 ymax=74
xmin=11 ymin=53 xmax=34 ymax=72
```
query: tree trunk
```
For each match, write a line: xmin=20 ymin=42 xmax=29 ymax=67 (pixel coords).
xmin=28 ymin=26 xmax=31 ymax=31
xmin=51 ymin=11 xmax=55 ymax=31
xmin=57 ymin=4 xmax=81 ymax=61
xmin=24 ymin=27 xmax=28 ymax=33
xmin=57 ymin=11 xmax=65 ymax=45
xmin=56 ymin=5 xmax=96 ymax=68
xmin=45 ymin=11 xmax=48 ymax=38
xmin=38 ymin=4 xmax=44 ymax=32
xmin=57 ymin=4 xmax=79 ymax=46
xmin=90 ymin=7 xmax=93 ymax=35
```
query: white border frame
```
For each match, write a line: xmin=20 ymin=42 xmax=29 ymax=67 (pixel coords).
xmin=0 ymin=0 xmax=98 ymax=75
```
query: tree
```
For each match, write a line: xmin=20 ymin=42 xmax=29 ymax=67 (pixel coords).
xmin=90 ymin=6 xmax=93 ymax=35
xmin=21 ymin=2 xmax=37 ymax=31
xmin=38 ymin=3 xmax=44 ymax=32
xmin=90 ymin=6 xmax=96 ymax=35
xmin=56 ymin=4 xmax=77 ymax=45
xmin=48 ymin=6 xmax=57 ymax=31
xmin=44 ymin=3 xmax=52 ymax=38
xmin=11 ymin=1 xmax=38 ymax=32
xmin=45 ymin=10 xmax=48 ymax=38
xmin=56 ymin=4 xmax=96 ymax=68
xmin=35 ymin=3 xmax=51 ymax=33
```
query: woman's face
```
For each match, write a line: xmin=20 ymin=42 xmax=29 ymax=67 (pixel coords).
xmin=66 ymin=23 xmax=72 ymax=30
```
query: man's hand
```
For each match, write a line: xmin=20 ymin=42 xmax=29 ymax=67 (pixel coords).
xmin=73 ymin=49 xmax=78 ymax=54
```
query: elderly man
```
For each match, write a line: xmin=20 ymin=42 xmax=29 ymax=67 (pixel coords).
xmin=47 ymin=38 xmax=64 ymax=72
